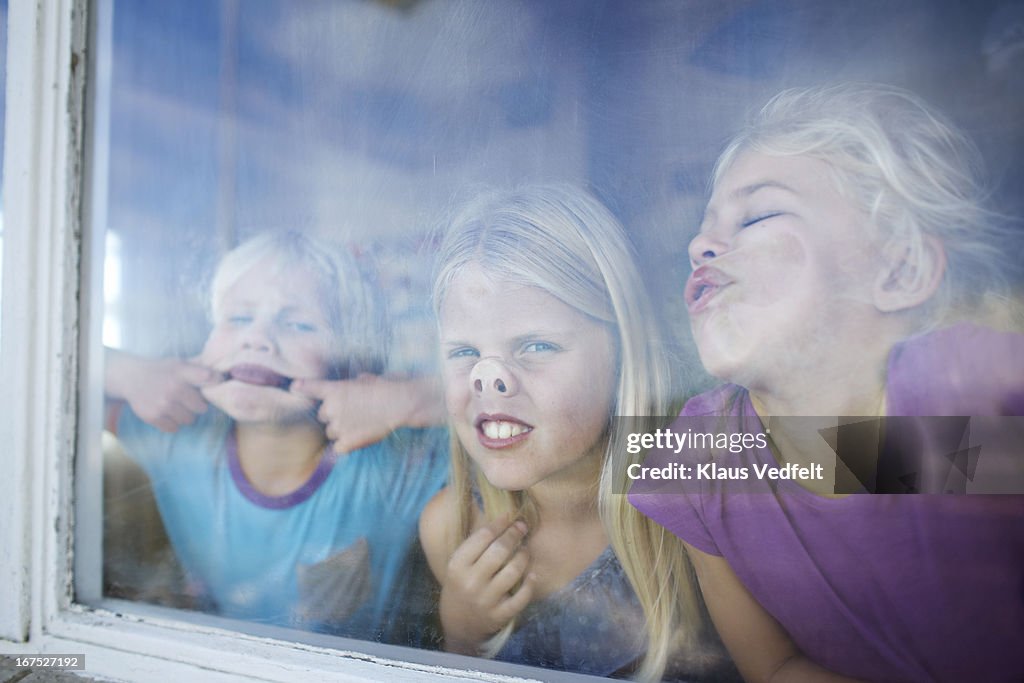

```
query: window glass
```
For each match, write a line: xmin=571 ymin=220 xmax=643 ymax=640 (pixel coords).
xmin=0 ymin=0 xmax=8 ymax=341
xmin=82 ymin=1 xmax=1023 ymax=679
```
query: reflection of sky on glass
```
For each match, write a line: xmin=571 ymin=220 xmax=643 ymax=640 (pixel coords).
xmin=107 ymin=1 xmax=575 ymax=248
xmin=101 ymin=0 xmax=1024 ymax=367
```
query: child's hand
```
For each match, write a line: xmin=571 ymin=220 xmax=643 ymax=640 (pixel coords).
xmin=439 ymin=514 xmax=534 ymax=656
xmin=290 ymin=374 xmax=444 ymax=453
xmin=105 ymin=348 xmax=223 ymax=433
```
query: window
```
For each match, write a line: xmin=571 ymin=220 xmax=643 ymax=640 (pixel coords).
xmin=0 ymin=0 xmax=5 ymax=336
xmin=2 ymin=1 xmax=1021 ymax=681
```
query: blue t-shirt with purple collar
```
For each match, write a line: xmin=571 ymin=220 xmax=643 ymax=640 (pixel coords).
xmin=630 ymin=324 xmax=1024 ymax=682
xmin=117 ymin=407 xmax=448 ymax=643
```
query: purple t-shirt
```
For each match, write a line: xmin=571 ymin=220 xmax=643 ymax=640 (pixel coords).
xmin=630 ymin=325 xmax=1024 ymax=682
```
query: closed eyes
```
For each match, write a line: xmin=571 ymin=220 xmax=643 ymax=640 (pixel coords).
xmin=741 ymin=211 xmax=783 ymax=228
xmin=283 ymin=320 xmax=318 ymax=333
xmin=223 ymin=314 xmax=319 ymax=334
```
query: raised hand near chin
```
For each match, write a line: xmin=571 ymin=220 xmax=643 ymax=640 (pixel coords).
xmin=439 ymin=513 xmax=534 ymax=656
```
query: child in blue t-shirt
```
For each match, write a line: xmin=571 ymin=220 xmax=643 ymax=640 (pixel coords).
xmin=104 ymin=230 xmax=447 ymax=644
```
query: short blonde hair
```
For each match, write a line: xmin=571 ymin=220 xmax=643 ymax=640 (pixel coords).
xmin=210 ymin=230 xmax=386 ymax=376
xmin=714 ymin=82 xmax=1019 ymax=321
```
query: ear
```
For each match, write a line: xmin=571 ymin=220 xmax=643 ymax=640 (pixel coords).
xmin=872 ymin=235 xmax=946 ymax=313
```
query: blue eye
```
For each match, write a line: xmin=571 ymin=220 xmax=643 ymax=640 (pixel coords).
xmin=741 ymin=212 xmax=782 ymax=228
xmin=447 ymin=346 xmax=479 ymax=360
xmin=523 ymin=341 xmax=558 ymax=353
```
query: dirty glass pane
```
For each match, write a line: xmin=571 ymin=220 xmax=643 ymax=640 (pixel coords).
xmin=0 ymin=0 xmax=8 ymax=342
xmin=82 ymin=1 xmax=1023 ymax=679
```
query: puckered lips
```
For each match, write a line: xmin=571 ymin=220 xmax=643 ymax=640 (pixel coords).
xmin=474 ymin=412 xmax=533 ymax=449
xmin=685 ymin=265 xmax=733 ymax=314
xmin=228 ymin=363 xmax=293 ymax=390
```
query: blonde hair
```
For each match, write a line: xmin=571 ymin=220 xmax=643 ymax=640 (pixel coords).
xmin=210 ymin=230 xmax=386 ymax=376
xmin=714 ymin=82 xmax=1020 ymax=324
xmin=432 ymin=186 xmax=705 ymax=681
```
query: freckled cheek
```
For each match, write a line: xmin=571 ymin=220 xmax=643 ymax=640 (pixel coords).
xmin=551 ymin=372 xmax=615 ymax=432
xmin=767 ymin=232 xmax=807 ymax=262
xmin=444 ymin=390 xmax=469 ymax=423
xmin=735 ymin=234 xmax=809 ymax=308
xmin=440 ymin=368 xmax=467 ymax=408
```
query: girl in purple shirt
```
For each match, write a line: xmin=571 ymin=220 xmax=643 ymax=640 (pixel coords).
xmin=631 ymin=83 xmax=1024 ymax=682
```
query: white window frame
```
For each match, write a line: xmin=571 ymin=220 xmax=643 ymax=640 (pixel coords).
xmin=0 ymin=2 xmax=593 ymax=680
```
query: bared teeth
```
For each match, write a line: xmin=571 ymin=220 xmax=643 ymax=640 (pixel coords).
xmin=229 ymin=365 xmax=292 ymax=389
xmin=481 ymin=420 xmax=530 ymax=439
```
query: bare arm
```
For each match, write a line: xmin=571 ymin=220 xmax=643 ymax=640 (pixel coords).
xmin=105 ymin=347 xmax=222 ymax=433
xmin=419 ymin=487 xmax=459 ymax=584
xmin=686 ymin=542 xmax=865 ymax=683
xmin=292 ymin=373 xmax=445 ymax=453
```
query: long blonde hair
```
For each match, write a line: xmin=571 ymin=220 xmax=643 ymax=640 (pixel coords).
xmin=432 ymin=185 xmax=705 ymax=681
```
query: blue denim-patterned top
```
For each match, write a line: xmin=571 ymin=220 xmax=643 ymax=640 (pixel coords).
xmin=495 ymin=546 xmax=645 ymax=676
